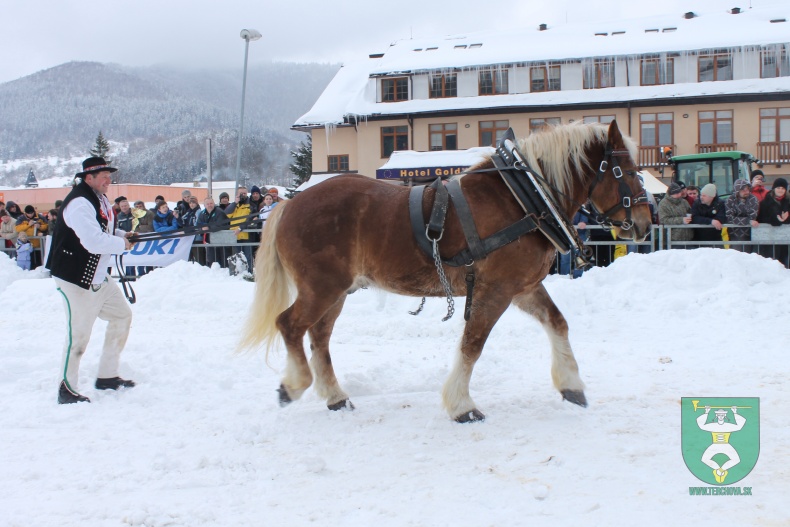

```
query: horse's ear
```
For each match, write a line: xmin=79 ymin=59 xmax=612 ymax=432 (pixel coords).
xmin=607 ymin=119 xmax=623 ymax=146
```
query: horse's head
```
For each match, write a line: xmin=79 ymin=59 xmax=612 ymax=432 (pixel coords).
xmin=586 ymin=120 xmax=653 ymax=242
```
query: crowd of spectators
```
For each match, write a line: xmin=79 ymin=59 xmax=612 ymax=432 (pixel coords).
xmin=0 ymin=185 xmax=284 ymax=272
xmin=555 ymin=170 xmax=790 ymax=277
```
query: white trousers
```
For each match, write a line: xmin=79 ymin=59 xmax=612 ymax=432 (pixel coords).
xmin=54 ymin=277 xmax=133 ymax=392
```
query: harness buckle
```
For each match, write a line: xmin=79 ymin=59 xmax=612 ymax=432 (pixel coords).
xmin=623 ymin=196 xmax=631 ymax=208
xmin=621 ymin=218 xmax=634 ymax=230
xmin=613 ymin=166 xmax=623 ymax=179
xmin=599 ymin=159 xmax=608 ymax=172
xmin=425 ymin=225 xmax=443 ymax=242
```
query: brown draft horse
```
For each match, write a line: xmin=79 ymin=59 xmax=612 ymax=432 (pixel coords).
xmin=239 ymin=120 xmax=652 ymax=422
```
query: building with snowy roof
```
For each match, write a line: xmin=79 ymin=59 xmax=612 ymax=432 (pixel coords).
xmin=293 ymin=5 xmax=789 ymax=184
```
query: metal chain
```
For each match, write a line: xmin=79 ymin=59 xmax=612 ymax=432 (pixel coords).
xmin=431 ymin=237 xmax=455 ymax=321
xmin=408 ymin=297 xmax=426 ymax=316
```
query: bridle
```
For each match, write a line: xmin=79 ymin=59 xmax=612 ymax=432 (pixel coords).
xmin=586 ymin=144 xmax=649 ymax=231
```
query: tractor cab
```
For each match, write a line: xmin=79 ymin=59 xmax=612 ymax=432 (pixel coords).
xmin=667 ymin=151 xmax=756 ymax=197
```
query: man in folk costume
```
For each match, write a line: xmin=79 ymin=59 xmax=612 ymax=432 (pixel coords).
xmin=46 ymin=157 xmax=136 ymax=404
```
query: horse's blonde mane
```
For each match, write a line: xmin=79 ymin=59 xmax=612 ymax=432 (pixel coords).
xmin=515 ymin=122 xmax=637 ymax=197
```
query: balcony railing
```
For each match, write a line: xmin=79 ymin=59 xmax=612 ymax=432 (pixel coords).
xmin=757 ymin=141 xmax=790 ymax=164
xmin=696 ymin=143 xmax=737 ymax=153
xmin=638 ymin=145 xmax=675 ymax=167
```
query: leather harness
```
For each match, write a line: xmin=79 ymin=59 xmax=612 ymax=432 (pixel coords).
xmin=408 ymin=128 xmax=646 ymax=321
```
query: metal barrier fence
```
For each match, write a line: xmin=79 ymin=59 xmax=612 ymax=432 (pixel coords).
xmin=5 ymin=225 xmax=790 ymax=277
xmin=553 ymin=224 xmax=790 ymax=277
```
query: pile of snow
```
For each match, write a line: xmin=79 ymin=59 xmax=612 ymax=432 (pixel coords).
xmin=0 ymin=248 xmax=787 ymax=525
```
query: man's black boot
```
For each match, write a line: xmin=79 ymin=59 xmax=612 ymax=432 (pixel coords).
xmin=95 ymin=377 xmax=136 ymax=390
xmin=58 ymin=381 xmax=91 ymax=404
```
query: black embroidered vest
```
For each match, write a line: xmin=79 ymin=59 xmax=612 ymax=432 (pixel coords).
xmin=46 ymin=181 xmax=111 ymax=289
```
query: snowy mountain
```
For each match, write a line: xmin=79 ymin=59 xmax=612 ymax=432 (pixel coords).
xmin=0 ymin=61 xmax=338 ymax=186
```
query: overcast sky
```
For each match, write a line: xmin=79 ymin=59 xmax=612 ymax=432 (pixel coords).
xmin=0 ymin=0 xmax=781 ymax=84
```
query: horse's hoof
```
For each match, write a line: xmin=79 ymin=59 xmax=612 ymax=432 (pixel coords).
xmin=561 ymin=389 xmax=588 ymax=407
xmin=455 ymin=409 xmax=486 ymax=423
xmin=277 ymin=384 xmax=293 ymax=407
xmin=327 ymin=399 xmax=355 ymax=411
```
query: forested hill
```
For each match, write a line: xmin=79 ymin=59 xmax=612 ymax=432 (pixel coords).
xmin=0 ymin=60 xmax=338 ymax=186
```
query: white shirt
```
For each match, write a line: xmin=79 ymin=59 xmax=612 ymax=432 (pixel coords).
xmin=61 ymin=193 xmax=127 ymax=285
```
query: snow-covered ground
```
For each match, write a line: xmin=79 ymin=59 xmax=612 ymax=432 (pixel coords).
xmin=0 ymin=249 xmax=787 ymax=527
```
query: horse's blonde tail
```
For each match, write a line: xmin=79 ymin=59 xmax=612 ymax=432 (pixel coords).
xmin=237 ymin=202 xmax=292 ymax=357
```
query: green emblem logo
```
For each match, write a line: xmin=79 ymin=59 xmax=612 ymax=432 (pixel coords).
xmin=681 ymin=398 xmax=760 ymax=485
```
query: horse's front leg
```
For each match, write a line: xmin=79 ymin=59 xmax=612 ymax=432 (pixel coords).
xmin=442 ymin=289 xmax=511 ymax=423
xmin=512 ymin=284 xmax=587 ymax=407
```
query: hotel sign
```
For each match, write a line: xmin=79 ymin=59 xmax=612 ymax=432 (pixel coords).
xmin=376 ymin=166 xmax=467 ymax=180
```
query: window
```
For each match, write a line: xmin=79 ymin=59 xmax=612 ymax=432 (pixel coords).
xmin=429 ymin=74 xmax=457 ymax=98
xmin=640 ymin=57 xmax=674 ymax=85
xmin=759 ymin=108 xmax=790 ymax=161
xmin=759 ymin=108 xmax=790 ymax=143
xmin=530 ymin=65 xmax=561 ymax=92
xmin=640 ymin=113 xmax=674 ymax=146
xmin=479 ymin=120 xmax=509 ymax=147
xmin=583 ymin=115 xmax=616 ymax=124
xmin=479 ymin=69 xmax=508 ymax=95
xmin=429 ymin=123 xmax=458 ymax=151
xmin=699 ymin=110 xmax=733 ymax=145
xmin=698 ymin=53 xmax=732 ymax=82
xmin=327 ymin=155 xmax=349 ymax=172
xmin=381 ymin=77 xmax=408 ymax=102
xmin=381 ymin=126 xmax=409 ymax=158
xmin=761 ymin=48 xmax=790 ymax=78
xmin=583 ymin=60 xmax=615 ymax=89
xmin=530 ymin=117 xmax=561 ymax=133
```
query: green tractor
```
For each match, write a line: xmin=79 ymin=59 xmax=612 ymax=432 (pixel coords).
xmin=665 ymin=150 xmax=757 ymax=197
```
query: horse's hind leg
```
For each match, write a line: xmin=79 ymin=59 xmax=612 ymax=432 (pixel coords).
xmin=513 ymin=284 xmax=587 ymax=407
xmin=308 ymin=294 xmax=353 ymax=411
xmin=276 ymin=288 xmax=346 ymax=406
xmin=442 ymin=288 xmax=512 ymax=423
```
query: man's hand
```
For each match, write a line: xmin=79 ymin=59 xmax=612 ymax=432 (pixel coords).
xmin=750 ymin=220 xmax=759 ymax=227
xmin=704 ymin=406 xmax=711 ymax=414
xmin=731 ymin=406 xmax=738 ymax=415
xmin=712 ymin=219 xmax=723 ymax=230
xmin=123 ymin=237 xmax=134 ymax=251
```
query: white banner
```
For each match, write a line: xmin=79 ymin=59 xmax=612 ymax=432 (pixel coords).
xmin=121 ymin=236 xmax=193 ymax=266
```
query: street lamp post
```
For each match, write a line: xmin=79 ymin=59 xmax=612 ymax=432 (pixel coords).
xmin=233 ymin=29 xmax=262 ymax=198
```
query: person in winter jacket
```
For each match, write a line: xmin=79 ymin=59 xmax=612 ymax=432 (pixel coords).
xmin=5 ymin=201 xmax=23 ymax=220
xmin=198 ymin=196 xmax=229 ymax=267
xmin=15 ymin=205 xmax=48 ymax=267
xmin=685 ymin=185 xmax=699 ymax=208
xmin=750 ymin=170 xmax=769 ymax=202
xmin=725 ymin=179 xmax=759 ymax=252
xmin=132 ymin=201 xmax=154 ymax=233
xmin=257 ymin=193 xmax=277 ymax=225
xmin=224 ymin=187 xmax=253 ymax=272
xmin=659 ymin=180 xmax=694 ymax=245
xmin=0 ymin=210 xmax=18 ymax=248
xmin=153 ymin=202 xmax=179 ymax=233
xmin=116 ymin=199 xmax=134 ymax=232
xmin=691 ymin=183 xmax=727 ymax=245
xmin=15 ymin=232 xmax=33 ymax=270
xmin=756 ymin=177 xmax=790 ymax=266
